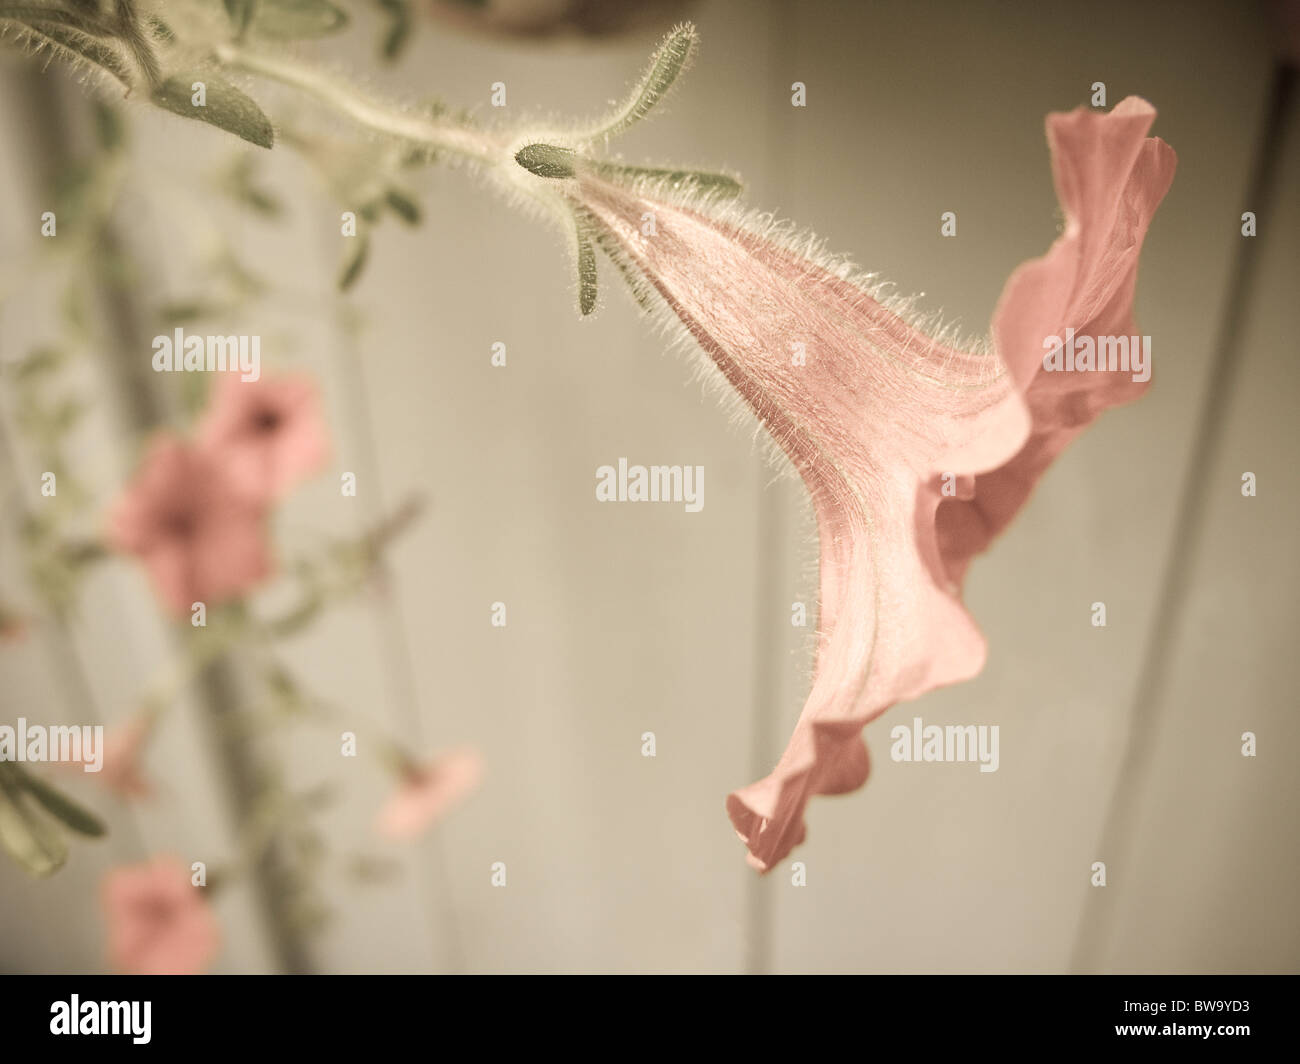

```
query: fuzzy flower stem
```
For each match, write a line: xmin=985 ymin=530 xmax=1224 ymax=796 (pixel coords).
xmin=212 ymin=44 xmax=503 ymax=166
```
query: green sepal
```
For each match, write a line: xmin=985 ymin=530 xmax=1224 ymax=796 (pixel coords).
xmin=152 ymin=73 xmax=275 ymax=149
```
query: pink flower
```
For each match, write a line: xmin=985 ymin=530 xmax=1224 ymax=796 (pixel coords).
xmin=108 ymin=434 xmax=272 ymax=617
xmin=102 ymin=856 xmax=220 ymax=974
xmin=536 ymin=98 xmax=1175 ymax=870
xmin=375 ymin=748 xmax=483 ymax=839
xmin=196 ymin=374 xmax=330 ymax=503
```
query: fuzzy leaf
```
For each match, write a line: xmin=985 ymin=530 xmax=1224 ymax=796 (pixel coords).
xmin=0 ymin=4 xmax=114 ymax=37
xmin=515 ymin=143 xmax=576 ymax=179
xmin=382 ymin=21 xmax=409 ymax=60
xmin=581 ymin=23 xmax=697 ymax=143
xmin=378 ymin=0 xmax=411 ymax=60
xmin=383 ymin=188 xmax=421 ymax=225
xmin=157 ymin=299 xmax=226 ymax=326
xmin=18 ymin=20 xmax=133 ymax=88
xmin=0 ymin=766 xmax=68 ymax=877
xmin=13 ymin=765 xmax=107 ymax=838
xmin=112 ymin=0 xmax=162 ymax=87
xmin=592 ymin=161 xmax=742 ymax=199
xmin=574 ymin=213 xmax=597 ymax=317
xmin=147 ymin=14 xmax=174 ymax=42
xmin=152 ymin=73 xmax=274 ymax=149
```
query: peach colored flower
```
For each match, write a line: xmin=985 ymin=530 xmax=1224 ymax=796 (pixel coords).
xmin=375 ymin=748 xmax=483 ymax=839
xmin=196 ymin=374 xmax=330 ymax=503
xmin=102 ymin=856 xmax=219 ymax=974
xmin=529 ymin=98 xmax=1175 ymax=870
xmin=108 ymin=435 xmax=272 ymax=617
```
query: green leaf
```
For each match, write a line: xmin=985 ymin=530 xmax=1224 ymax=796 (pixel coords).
xmin=157 ymin=299 xmax=226 ymax=326
xmin=146 ymin=14 xmax=175 ymax=42
xmin=381 ymin=20 xmax=409 ymax=61
xmin=574 ymin=213 xmax=597 ymax=317
xmin=111 ymin=0 xmax=162 ymax=88
xmin=338 ymin=232 xmax=370 ymax=291
xmin=0 ymin=5 xmax=115 ymax=37
xmin=15 ymin=346 xmax=64 ymax=380
xmin=12 ymin=766 xmax=107 ymax=838
xmin=19 ymin=20 xmax=134 ymax=89
xmin=515 ymin=142 xmax=740 ymax=206
xmin=151 ymin=74 xmax=274 ymax=149
xmin=266 ymin=580 xmax=324 ymax=637
xmin=592 ymin=161 xmax=742 ymax=199
xmin=0 ymin=765 xmax=68 ymax=878
xmin=383 ymin=188 xmax=421 ymax=225
xmin=515 ymin=143 xmax=577 ymax=179
xmin=581 ymin=23 xmax=698 ymax=143
xmin=378 ymin=0 xmax=411 ymax=61
xmin=586 ymin=213 xmax=656 ymax=313
xmin=253 ymin=0 xmax=347 ymax=39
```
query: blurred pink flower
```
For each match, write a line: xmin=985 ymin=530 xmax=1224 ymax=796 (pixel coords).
xmin=108 ymin=435 xmax=272 ymax=617
xmin=196 ymin=374 xmax=330 ymax=503
xmin=102 ymin=856 xmax=219 ymax=975
xmin=375 ymin=748 xmax=484 ymax=839
xmin=562 ymin=98 xmax=1175 ymax=870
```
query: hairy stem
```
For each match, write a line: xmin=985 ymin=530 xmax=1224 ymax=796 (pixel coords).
xmin=212 ymin=43 xmax=503 ymax=165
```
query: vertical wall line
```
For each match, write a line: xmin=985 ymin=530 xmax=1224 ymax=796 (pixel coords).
xmin=1069 ymin=61 xmax=1296 ymax=974
xmin=324 ymin=285 xmax=463 ymax=974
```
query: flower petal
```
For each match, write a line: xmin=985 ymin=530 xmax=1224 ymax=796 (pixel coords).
xmin=936 ymin=98 xmax=1177 ymax=583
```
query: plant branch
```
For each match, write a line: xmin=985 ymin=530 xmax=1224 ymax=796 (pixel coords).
xmin=212 ymin=43 xmax=503 ymax=165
